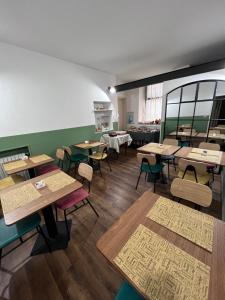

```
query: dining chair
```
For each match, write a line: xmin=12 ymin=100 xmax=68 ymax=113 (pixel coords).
xmin=161 ymin=138 xmax=178 ymax=179
xmin=63 ymin=146 xmax=88 ymax=173
xmin=136 ymin=153 xmax=164 ymax=192
xmin=198 ymin=141 xmax=221 ymax=181
xmin=0 ymin=213 xmax=51 ymax=266
xmin=170 ymin=177 xmax=212 ymax=210
xmin=177 ymin=158 xmax=212 ymax=185
xmin=36 ymin=164 xmax=59 ymax=175
xmin=56 ymin=148 xmax=65 ymax=169
xmin=55 ymin=163 xmax=99 ymax=240
xmin=115 ymin=281 xmax=144 ymax=300
xmin=88 ymin=144 xmax=111 ymax=176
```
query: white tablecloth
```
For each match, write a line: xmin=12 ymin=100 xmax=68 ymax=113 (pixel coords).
xmin=100 ymin=134 xmax=132 ymax=153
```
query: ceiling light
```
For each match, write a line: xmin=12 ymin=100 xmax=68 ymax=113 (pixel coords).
xmin=108 ymin=86 xmax=116 ymax=94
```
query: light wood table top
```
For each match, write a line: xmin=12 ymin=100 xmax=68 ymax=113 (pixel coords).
xmin=3 ymin=154 xmax=54 ymax=175
xmin=0 ymin=169 xmax=82 ymax=225
xmin=75 ymin=141 xmax=104 ymax=150
xmin=197 ymin=132 xmax=225 ymax=140
xmin=137 ymin=142 xmax=180 ymax=156
xmin=169 ymin=131 xmax=198 ymax=137
xmin=174 ymin=146 xmax=225 ymax=166
xmin=97 ymin=191 xmax=225 ymax=300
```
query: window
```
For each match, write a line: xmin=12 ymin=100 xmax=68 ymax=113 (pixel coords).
xmin=145 ymin=83 xmax=163 ymax=122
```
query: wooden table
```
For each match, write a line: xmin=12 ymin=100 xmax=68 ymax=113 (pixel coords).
xmin=75 ymin=141 xmax=104 ymax=154
xmin=97 ymin=191 xmax=225 ymax=300
xmin=0 ymin=169 xmax=82 ymax=253
xmin=169 ymin=131 xmax=198 ymax=137
xmin=175 ymin=146 xmax=225 ymax=221
xmin=3 ymin=154 xmax=54 ymax=176
xmin=197 ymin=132 xmax=225 ymax=140
xmin=137 ymin=142 xmax=180 ymax=156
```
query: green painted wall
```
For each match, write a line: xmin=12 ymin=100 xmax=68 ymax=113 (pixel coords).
xmin=0 ymin=122 xmax=118 ymax=157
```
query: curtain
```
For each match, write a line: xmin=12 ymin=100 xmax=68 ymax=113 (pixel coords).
xmin=145 ymin=83 xmax=163 ymax=122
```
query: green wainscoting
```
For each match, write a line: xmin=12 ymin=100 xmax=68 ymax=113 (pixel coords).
xmin=0 ymin=122 xmax=118 ymax=157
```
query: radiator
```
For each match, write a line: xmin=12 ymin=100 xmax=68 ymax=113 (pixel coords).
xmin=0 ymin=153 xmax=30 ymax=179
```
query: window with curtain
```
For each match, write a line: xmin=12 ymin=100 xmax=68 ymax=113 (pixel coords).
xmin=145 ymin=83 xmax=163 ymax=122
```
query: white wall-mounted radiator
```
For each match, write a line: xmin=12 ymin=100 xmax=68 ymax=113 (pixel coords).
xmin=0 ymin=153 xmax=30 ymax=179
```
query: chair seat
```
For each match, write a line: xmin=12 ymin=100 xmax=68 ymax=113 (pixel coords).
xmin=11 ymin=174 xmax=25 ymax=184
xmin=161 ymin=155 xmax=174 ymax=161
xmin=0 ymin=177 xmax=15 ymax=191
xmin=89 ymin=153 xmax=107 ymax=160
xmin=56 ymin=188 xmax=89 ymax=210
xmin=36 ymin=164 xmax=59 ymax=175
xmin=0 ymin=213 xmax=41 ymax=249
xmin=115 ymin=282 xmax=144 ymax=300
xmin=141 ymin=163 xmax=164 ymax=174
xmin=178 ymin=170 xmax=212 ymax=185
xmin=70 ymin=153 xmax=88 ymax=162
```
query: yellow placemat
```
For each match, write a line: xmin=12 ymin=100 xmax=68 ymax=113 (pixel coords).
xmin=114 ymin=224 xmax=210 ymax=300
xmin=44 ymin=172 xmax=75 ymax=192
xmin=30 ymin=154 xmax=51 ymax=164
xmin=1 ymin=183 xmax=41 ymax=214
xmin=147 ymin=197 xmax=213 ymax=252
xmin=3 ymin=160 xmax=27 ymax=172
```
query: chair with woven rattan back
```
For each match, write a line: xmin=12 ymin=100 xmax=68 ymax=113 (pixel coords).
xmin=136 ymin=153 xmax=164 ymax=192
xmin=170 ymin=177 xmax=212 ymax=210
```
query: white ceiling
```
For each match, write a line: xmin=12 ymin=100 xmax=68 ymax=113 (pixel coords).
xmin=0 ymin=0 xmax=225 ymax=82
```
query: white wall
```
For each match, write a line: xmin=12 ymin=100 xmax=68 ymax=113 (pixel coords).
xmin=0 ymin=42 xmax=117 ymax=137
xmin=161 ymin=70 xmax=225 ymax=121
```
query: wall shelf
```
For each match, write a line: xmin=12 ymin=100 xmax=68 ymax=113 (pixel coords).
xmin=93 ymin=101 xmax=113 ymax=133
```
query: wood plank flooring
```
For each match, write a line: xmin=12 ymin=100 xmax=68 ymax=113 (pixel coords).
xmin=0 ymin=148 xmax=222 ymax=300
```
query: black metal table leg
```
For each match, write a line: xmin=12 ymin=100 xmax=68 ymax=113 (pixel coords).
xmin=31 ymin=205 xmax=72 ymax=256
xmin=42 ymin=205 xmax=58 ymax=238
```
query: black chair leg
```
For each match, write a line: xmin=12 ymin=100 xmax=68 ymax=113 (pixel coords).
xmin=99 ymin=162 xmax=103 ymax=177
xmin=55 ymin=206 xmax=58 ymax=221
xmin=145 ymin=172 xmax=147 ymax=182
xmin=87 ymin=198 xmax=99 ymax=217
xmin=135 ymin=171 xmax=142 ymax=189
xmin=0 ymin=248 xmax=2 ymax=268
xmin=19 ymin=237 xmax=23 ymax=243
xmin=106 ymin=158 xmax=112 ymax=171
xmin=167 ymin=160 xmax=170 ymax=179
xmin=64 ymin=210 xmax=70 ymax=240
xmin=37 ymin=225 xmax=51 ymax=253
xmin=173 ymin=158 xmax=176 ymax=171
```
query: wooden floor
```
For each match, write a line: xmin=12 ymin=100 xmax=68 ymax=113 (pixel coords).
xmin=0 ymin=148 xmax=222 ymax=300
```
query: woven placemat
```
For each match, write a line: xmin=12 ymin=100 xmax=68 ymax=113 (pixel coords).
xmin=30 ymin=154 xmax=51 ymax=164
xmin=1 ymin=183 xmax=41 ymax=214
xmin=114 ymin=224 xmax=210 ymax=300
xmin=3 ymin=160 xmax=27 ymax=171
xmin=44 ymin=172 xmax=75 ymax=192
xmin=147 ymin=197 xmax=213 ymax=252
xmin=188 ymin=148 xmax=222 ymax=164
